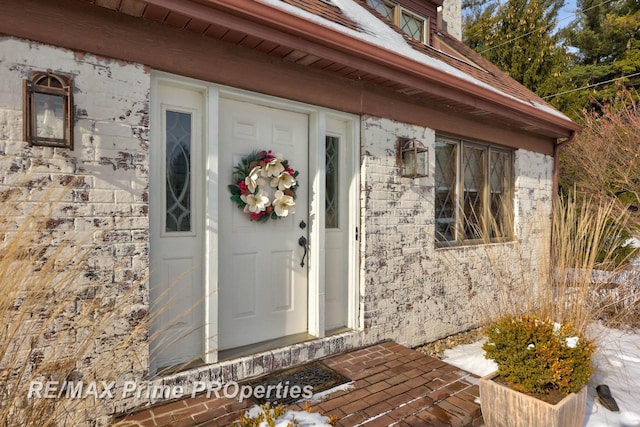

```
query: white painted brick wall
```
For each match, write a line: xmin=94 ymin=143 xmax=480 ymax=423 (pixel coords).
xmin=360 ymin=115 xmax=554 ymax=348
xmin=0 ymin=36 xmax=150 ymax=424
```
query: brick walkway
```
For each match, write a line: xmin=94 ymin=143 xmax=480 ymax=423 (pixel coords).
xmin=115 ymin=341 xmax=483 ymax=426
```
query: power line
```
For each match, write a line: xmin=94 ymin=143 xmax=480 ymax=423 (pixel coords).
xmin=477 ymin=0 xmax=617 ymax=54
xmin=543 ymin=71 xmax=640 ymax=99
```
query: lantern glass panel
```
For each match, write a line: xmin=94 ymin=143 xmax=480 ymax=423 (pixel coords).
xmin=400 ymin=139 xmax=427 ymax=178
xmin=34 ymin=92 xmax=65 ymax=140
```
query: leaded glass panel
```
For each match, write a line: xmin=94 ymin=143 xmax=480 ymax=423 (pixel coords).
xmin=463 ymin=145 xmax=484 ymax=240
xmin=400 ymin=10 xmax=424 ymax=41
xmin=326 ymin=136 xmax=340 ymax=229
xmin=368 ymin=0 xmax=395 ymax=20
xmin=490 ymin=150 xmax=512 ymax=239
xmin=435 ymin=140 xmax=457 ymax=241
xmin=435 ymin=135 xmax=514 ymax=245
xmin=165 ymin=110 xmax=192 ymax=232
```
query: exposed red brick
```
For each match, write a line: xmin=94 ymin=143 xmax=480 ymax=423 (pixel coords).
xmin=362 ymin=413 xmax=396 ymax=426
xmin=341 ymin=397 xmax=371 ymax=415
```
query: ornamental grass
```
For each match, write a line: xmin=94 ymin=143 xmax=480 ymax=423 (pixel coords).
xmin=442 ymin=195 xmax=640 ymax=400
xmin=0 ymin=179 xmax=149 ymax=426
xmin=455 ymin=195 xmax=638 ymax=334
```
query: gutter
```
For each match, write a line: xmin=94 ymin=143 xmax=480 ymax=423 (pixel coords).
xmin=552 ymin=130 xmax=578 ymax=201
xmin=550 ymin=130 xmax=578 ymax=269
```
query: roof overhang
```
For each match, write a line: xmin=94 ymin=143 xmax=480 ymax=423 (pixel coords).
xmin=2 ymin=0 xmax=581 ymax=139
xmin=147 ymin=0 xmax=580 ymax=138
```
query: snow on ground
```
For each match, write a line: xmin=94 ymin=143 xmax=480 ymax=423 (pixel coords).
xmin=441 ymin=340 xmax=497 ymax=378
xmin=244 ymin=405 xmax=335 ymax=427
xmin=303 ymin=382 xmax=354 ymax=403
xmin=442 ymin=326 xmax=640 ymax=426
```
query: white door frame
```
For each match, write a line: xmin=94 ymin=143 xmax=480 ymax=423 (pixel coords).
xmin=151 ymin=72 xmax=360 ymax=366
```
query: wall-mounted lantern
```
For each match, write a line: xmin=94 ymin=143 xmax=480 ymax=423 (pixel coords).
xmin=24 ymin=70 xmax=73 ymax=149
xmin=398 ymin=137 xmax=428 ymax=178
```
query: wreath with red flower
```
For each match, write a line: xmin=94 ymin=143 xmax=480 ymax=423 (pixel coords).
xmin=228 ymin=150 xmax=299 ymax=222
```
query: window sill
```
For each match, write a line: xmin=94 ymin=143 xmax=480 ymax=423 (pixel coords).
xmin=435 ymin=237 xmax=518 ymax=250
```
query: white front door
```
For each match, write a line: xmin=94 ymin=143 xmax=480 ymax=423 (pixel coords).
xmin=150 ymin=82 xmax=205 ymax=371
xmin=218 ymin=98 xmax=309 ymax=350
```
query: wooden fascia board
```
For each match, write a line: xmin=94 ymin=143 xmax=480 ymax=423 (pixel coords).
xmin=147 ymin=0 xmax=580 ymax=137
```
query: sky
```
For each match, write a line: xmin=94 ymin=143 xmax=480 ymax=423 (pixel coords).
xmin=558 ymin=0 xmax=579 ymax=29
xmin=460 ymin=0 xmax=580 ymax=32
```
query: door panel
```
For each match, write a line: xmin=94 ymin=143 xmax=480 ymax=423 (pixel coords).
xmin=231 ymin=253 xmax=258 ymax=318
xmin=325 ymin=118 xmax=349 ymax=330
xmin=150 ymin=83 xmax=204 ymax=371
xmin=271 ymin=250 xmax=295 ymax=312
xmin=219 ymin=98 xmax=309 ymax=349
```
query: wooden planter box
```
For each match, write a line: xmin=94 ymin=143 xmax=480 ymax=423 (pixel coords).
xmin=479 ymin=372 xmax=587 ymax=427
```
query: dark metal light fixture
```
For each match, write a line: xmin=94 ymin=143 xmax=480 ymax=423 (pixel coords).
xmin=398 ymin=137 xmax=428 ymax=178
xmin=24 ymin=70 xmax=73 ymax=149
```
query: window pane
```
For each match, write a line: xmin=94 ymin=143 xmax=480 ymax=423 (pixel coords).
xmin=435 ymin=140 xmax=457 ymax=242
xmin=165 ymin=111 xmax=192 ymax=232
xmin=490 ymin=150 xmax=512 ymax=238
xmin=367 ymin=0 xmax=394 ymax=20
xmin=400 ymin=10 xmax=424 ymax=41
xmin=463 ymin=145 xmax=485 ymax=240
xmin=326 ymin=136 xmax=340 ymax=229
xmin=435 ymin=136 xmax=515 ymax=245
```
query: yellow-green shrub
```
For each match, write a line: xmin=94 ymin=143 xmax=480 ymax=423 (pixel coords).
xmin=483 ymin=314 xmax=595 ymax=395
xmin=233 ymin=402 xmax=337 ymax=427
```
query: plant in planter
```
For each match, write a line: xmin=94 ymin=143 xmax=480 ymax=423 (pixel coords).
xmin=479 ymin=314 xmax=596 ymax=427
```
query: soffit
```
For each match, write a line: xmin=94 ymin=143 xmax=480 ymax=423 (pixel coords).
xmin=77 ymin=0 xmax=578 ymax=138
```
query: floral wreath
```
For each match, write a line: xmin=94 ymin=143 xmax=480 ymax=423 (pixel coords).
xmin=228 ymin=150 xmax=299 ymax=222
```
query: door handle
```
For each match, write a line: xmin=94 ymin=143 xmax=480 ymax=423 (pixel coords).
xmin=298 ymin=236 xmax=308 ymax=267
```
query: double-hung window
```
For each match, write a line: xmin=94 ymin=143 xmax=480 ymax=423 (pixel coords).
xmin=367 ymin=0 xmax=429 ymax=44
xmin=435 ymin=135 xmax=514 ymax=245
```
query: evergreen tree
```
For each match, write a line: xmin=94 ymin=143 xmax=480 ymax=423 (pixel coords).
xmin=558 ymin=0 xmax=640 ymax=113
xmin=463 ymin=0 xmax=569 ymax=98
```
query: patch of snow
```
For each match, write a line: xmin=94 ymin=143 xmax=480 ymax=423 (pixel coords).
xmin=530 ymin=100 xmax=575 ymax=121
xmin=243 ymin=405 xmax=335 ymax=427
xmin=566 ymin=336 xmax=579 ymax=348
xmin=302 ymin=381 xmax=354 ymax=402
xmin=245 ymin=405 xmax=265 ymax=419
xmin=442 ymin=340 xmax=497 ymax=377
xmin=585 ymin=325 xmax=640 ymax=426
